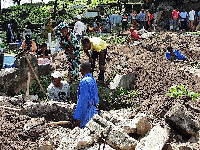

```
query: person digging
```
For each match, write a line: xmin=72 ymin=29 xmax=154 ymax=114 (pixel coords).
xmin=165 ymin=46 xmax=187 ymax=62
xmin=81 ymin=36 xmax=107 ymax=83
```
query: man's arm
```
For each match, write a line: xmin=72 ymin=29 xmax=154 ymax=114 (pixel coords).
xmin=21 ymin=41 xmax=27 ymax=50
xmin=83 ymin=47 xmax=93 ymax=63
xmin=73 ymin=81 xmax=89 ymax=127
xmin=31 ymin=41 xmax=37 ymax=53
xmin=60 ymin=42 xmax=75 ymax=59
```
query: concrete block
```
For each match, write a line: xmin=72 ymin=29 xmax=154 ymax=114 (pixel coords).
xmin=86 ymin=114 xmax=138 ymax=150
xmin=116 ymin=113 xmax=151 ymax=136
xmin=135 ymin=125 xmax=170 ymax=150
xmin=165 ymin=104 xmax=200 ymax=137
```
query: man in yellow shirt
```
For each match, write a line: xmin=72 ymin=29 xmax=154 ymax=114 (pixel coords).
xmin=81 ymin=36 xmax=107 ymax=82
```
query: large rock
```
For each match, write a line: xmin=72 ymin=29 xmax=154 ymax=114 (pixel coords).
xmin=165 ymin=104 xmax=200 ymax=137
xmin=86 ymin=114 xmax=138 ymax=150
xmin=23 ymin=101 xmax=75 ymax=121
xmin=0 ymin=53 xmax=51 ymax=95
xmin=135 ymin=125 xmax=170 ymax=150
xmin=116 ymin=113 xmax=151 ymax=137
xmin=110 ymin=73 xmax=136 ymax=90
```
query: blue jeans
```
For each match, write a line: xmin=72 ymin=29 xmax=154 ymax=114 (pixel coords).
xmin=91 ymin=49 xmax=107 ymax=82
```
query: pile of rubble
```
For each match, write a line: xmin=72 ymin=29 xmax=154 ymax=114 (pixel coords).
xmin=0 ymin=95 xmax=199 ymax=150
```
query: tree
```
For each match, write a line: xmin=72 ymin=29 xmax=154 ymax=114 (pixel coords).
xmin=53 ymin=0 xmax=58 ymax=20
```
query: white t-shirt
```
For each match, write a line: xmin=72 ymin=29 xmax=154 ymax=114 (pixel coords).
xmin=47 ymin=81 xmax=70 ymax=102
xmin=189 ymin=10 xmax=195 ymax=20
xmin=74 ymin=21 xmax=86 ymax=36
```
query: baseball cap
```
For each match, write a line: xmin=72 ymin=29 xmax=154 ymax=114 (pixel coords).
xmin=51 ymin=71 xmax=62 ymax=78
xmin=77 ymin=15 xmax=81 ymax=20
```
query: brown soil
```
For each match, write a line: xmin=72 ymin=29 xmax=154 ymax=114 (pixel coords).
xmin=0 ymin=31 xmax=200 ymax=149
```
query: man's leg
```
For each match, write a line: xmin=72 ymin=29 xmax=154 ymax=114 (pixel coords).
xmin=181 ymin=21 xmax=184 ymax=30
xmin=98 ymin=49 xmax=107 ymax=82
xmin=191 ymin=20 xmax=194 ymax=31
xmin=196 ymin=24 xmax=200 ymax=31
xmin=173 ymin=19 xmax=176 ymax=31
xmin=91 ymin=51 xmax=98 ymax=74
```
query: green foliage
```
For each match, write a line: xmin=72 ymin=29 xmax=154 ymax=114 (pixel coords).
xmin=101 ymin=35 xmax=126 ymax=45
xmin=168 ymin=85 xmax=199 ymax=100
xmin=30 ymin=75 xmax=51 ymax=100
xmin=98 ymin=86 xmax=139 ymax=110
xmin=190 ymin=62 xmax=200 ymax=69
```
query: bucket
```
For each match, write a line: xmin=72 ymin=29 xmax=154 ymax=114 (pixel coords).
xmin=0 ymin=53 xmax=4 ymax=69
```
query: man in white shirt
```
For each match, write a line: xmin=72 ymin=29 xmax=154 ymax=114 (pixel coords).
xmin=74 ymin=15 xmax=87 ymax=44
xmin=47 ymin=71 xmax=70 ymax=102
xmin=189 ymin=9 xmax=195 ymax=31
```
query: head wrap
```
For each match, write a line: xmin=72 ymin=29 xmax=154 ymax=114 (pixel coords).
xmin=57 ymin=22 xmax=69 ymax=31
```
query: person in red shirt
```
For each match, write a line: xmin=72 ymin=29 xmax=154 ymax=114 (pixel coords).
xmin=126 ymin=27 xmax=140 ymax=46
xmin=172 ymin=8 xmax=180 ymax=31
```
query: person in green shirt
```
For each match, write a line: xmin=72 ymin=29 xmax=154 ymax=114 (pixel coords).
xmin=81 ymin=36 xmax=107 ymax=82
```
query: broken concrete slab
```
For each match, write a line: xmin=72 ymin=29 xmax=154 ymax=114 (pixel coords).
xmin=86 ymin=114 xmax=138 ymax=150
xmin=165 ymin=104 xmax=200 ymax=137
xmin=110 ymin=73 xmax=136 ymax=90
xmin=23 ymin=101 xmax=75 ymax=121
xmin=99 ymin=108 xmax=134 ymax=124
xmin=116 ymin=113 xmax=151 ymax=137
xmin=135 ymin=125 xmax=170 ymax=150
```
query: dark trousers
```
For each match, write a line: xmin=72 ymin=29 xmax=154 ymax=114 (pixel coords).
xmin=91 ymin=49 xmax=107 ymax=81
xmin=140 ymin=21 xmax=145 ymax=29
xmin=122 ymin=21 xmax=128 ymax=31
xmin=181 ymin=19 xmax=187 ymax=30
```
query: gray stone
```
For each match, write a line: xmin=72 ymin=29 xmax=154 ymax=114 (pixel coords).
xmin=110 ymin=73 xmax=136 ymax=90
xmin=165 ymin=104 xmax=200 ymax=137
xmin=116 ymin=113 xmax=151 ymax=136
xmin=23 ymin=101 xmax=75 ymax=121
xmin=86 ymin=114 xmax=138 ymax=150
xmin=135 ymin=125 xmax=170 ymax=150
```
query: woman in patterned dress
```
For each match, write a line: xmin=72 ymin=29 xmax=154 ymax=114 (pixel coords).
xmin=57 ymin=22 xmax=80 ymax=82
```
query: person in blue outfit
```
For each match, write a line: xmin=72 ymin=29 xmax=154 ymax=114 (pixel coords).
xmin=73 ymin=61 xmax=99 ymax=128
xmin=139 ymin=9 xmax=146 ymax=29
xmin=165 ymin=46 xmax=187 ymax=62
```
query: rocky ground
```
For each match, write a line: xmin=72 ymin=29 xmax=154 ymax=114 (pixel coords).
xmin=0 ymin=31 xmax=200 ymax=149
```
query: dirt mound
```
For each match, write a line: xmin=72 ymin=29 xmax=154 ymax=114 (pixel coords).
xmin=1 ymin=31 xmax=199 ymax=149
